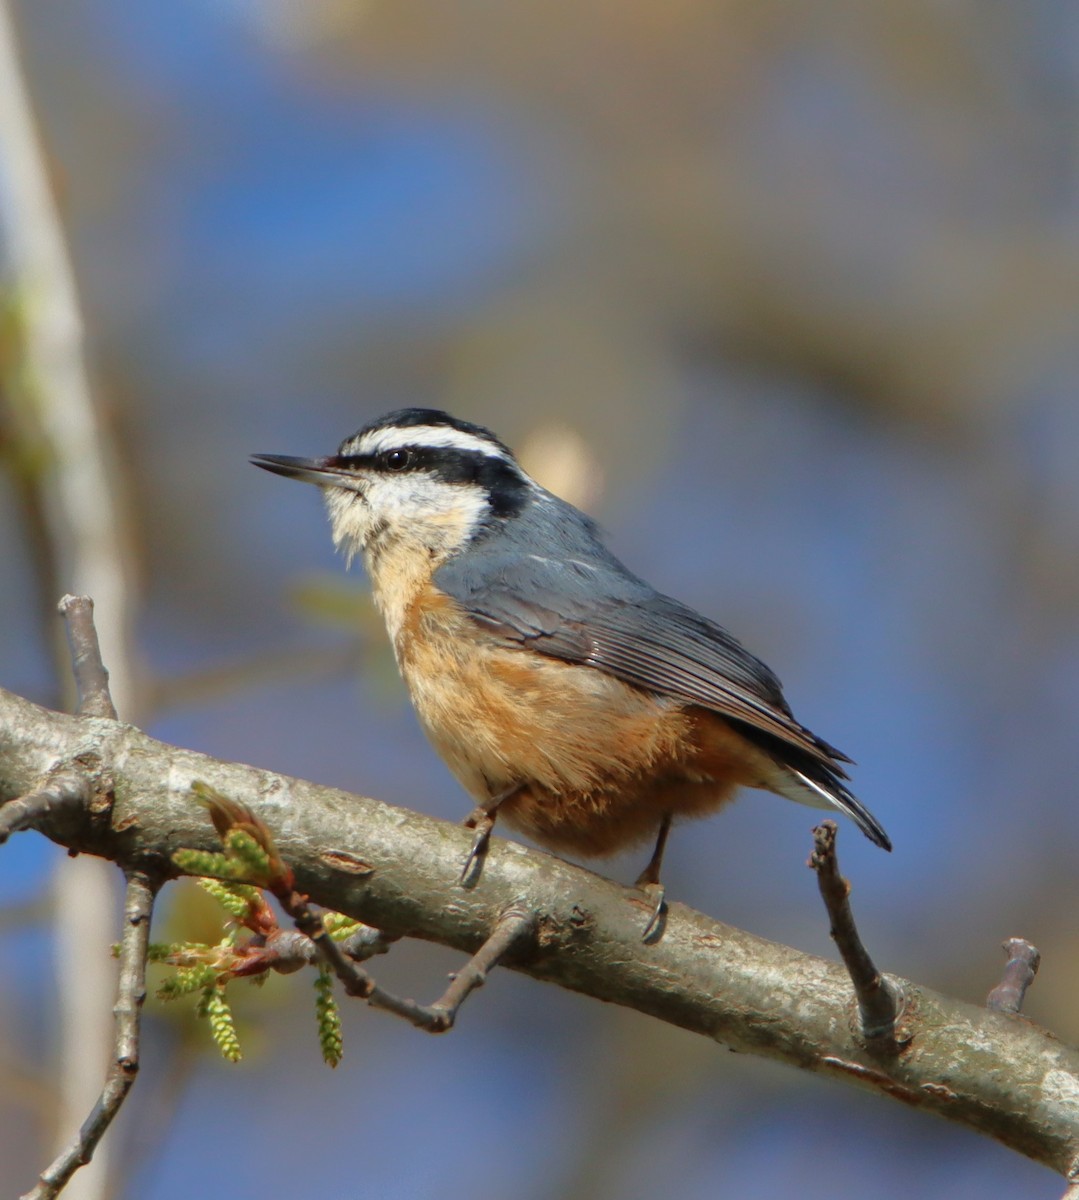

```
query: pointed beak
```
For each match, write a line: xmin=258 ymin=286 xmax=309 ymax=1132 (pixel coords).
xmin=250 ymin=454 xmax=358 ymax=488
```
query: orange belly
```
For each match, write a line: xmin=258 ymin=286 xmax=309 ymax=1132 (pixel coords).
xmin=394 ymin=585 xmax=779 ymax=857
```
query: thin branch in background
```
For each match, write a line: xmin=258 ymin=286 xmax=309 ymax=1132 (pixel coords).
xmin=809 ymin=821 xmax=903 ymax=1049
xmin=147 ymin=639 xmax=368 ymax=716
xmin=57 ymin=595 xmax=117 ymax=720
xmin=49 ymin=593 xmax=122 ymax=1200
xmin=987 ymin=938 xmax=1041 ymax=1015
xmin=0 ymin=383 xmax=68 ymax=703
xmin=0 ymin=773 xmax=90 ymax=845
xmin=0 ymin=893 xmax=52 ymax=931
xmin=0 ymin=3 xmax=137 ymax=711
xmin=0 ymin=4 xmax=142 ymax=1197
xmin=22 ymin=870 xmax=158 ymax=1200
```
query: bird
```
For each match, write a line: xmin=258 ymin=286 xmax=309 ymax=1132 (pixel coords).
xmin=252 ymin=408 xmax=889 ymax=933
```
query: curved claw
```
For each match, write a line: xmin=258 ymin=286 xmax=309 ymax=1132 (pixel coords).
xmin=459 ymin=805 xmax=496 ymax=885
xmin=635 ymin=813 xmax=671 ymax=941
xmin=459 ymin=789 xmax=522 ymax=886
xmin=639 ymin=881 xmax=667 ymax=942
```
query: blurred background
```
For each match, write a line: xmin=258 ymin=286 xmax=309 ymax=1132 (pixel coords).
xmin=1 ymin=2 xmax=1078 ymax=1198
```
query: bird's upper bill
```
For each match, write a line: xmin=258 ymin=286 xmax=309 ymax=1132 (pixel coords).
xmin=249 ymin=454 xmax=361 ymax=489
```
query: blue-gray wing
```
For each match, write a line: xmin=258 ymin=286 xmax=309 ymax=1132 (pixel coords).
xmin=434 ymin=544 xmax=845 ymax=767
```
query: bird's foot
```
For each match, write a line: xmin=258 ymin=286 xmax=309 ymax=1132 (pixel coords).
xmin=636 ymin=878 xmax=667 ymax=943
xmin=459 ymin=806 xmax=495 ymax=885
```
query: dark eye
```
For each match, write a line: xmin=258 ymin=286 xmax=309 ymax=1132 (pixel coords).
xmin=383 ymin=449 xmax=411 ymax=471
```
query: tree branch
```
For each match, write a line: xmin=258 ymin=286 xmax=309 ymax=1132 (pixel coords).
xmin=1 ymin=682 xmax=1078 ymax=1180
xmin=22 ymin=869 xmax=157 ymax=1200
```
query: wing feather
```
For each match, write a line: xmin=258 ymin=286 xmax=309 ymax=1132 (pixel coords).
xmin=436 ymin=546 xmax=840 ymax=768
xmin=435 ymin=525 xmax=889 ymax=849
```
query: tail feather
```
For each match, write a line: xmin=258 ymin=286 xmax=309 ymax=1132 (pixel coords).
xmin=781 ymin=768 xmax=892 ymax=851
xmin=728 ymin=716 xmax=891 ymax=851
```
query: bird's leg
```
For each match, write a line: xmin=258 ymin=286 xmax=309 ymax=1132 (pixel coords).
xmin=635 ymin=813 xmax=672 ymax=941
xmin=460 ymin=786 xmax=520 ymax=884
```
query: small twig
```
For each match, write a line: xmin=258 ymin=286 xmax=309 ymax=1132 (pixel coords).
xmin=987 ymin=938 xmax=1041 ymax=1015
xmin=337 ymin=924 xmax=400 ymax=963
xmin=0 ymin=773 xmax=91 ymax=846
xmin=279 ymin=882 xmax=534 ymax=1033
xmin=58 ymin=595 xmax=117 ymax=720
xmin=229 ymin=924 xmax=399 ymax=978
xmin=421 ymin=909 xmax=535 ymax=1030
xmin=809 ymin=821 xmax=901 ymax=1049
xmin=227 ymin=928 xmax=319 ymax=977
xmin=22 ymin=870 xmax=157 ymax=1200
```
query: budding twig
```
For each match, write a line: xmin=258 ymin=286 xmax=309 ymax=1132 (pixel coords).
xmin=21 ymin=870 xmax=158 ymax=1200
xmin=987 ymin=938 xmax=1041 ymax=1015
xmin=185 ymin=787 xmax=536 ymax=1034
xmin=809 ymin=821 xmax=902 ymax=1049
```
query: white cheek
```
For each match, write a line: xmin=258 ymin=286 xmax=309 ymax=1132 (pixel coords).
xmin=323 ymin=489 xmax=371 ymax=565
xmin=324 ymin=474 xmax=491 ymax=569
xmin=367 ymin=476 xmax=488 ymax=536
xmin=368 ymin=477 xmax=426 ymax=522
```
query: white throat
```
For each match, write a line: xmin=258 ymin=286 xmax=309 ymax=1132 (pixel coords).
xmin=322 ymin=480 xmax=489 ymax=650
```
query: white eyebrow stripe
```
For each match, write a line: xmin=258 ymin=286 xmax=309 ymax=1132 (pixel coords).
xmin=354 ymin=425 xmax=512 ymax=461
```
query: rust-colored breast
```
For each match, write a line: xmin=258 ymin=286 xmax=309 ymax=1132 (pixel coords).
xmin=393 ymin=583 xmax=781 ymax=858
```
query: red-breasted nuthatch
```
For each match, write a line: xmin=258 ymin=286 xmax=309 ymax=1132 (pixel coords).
xmin=252 ymin=409 xmax=889 ymax=926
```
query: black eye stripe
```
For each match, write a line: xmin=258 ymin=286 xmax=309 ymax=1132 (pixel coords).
xmin=341 ymin=445 xmax=503 ymax=478
xmin=334 ymin=444 xmax=530 ymax=518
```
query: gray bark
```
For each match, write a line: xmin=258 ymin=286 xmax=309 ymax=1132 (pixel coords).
xmin=1 ymin=684 xmax=1077 ymax=1182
